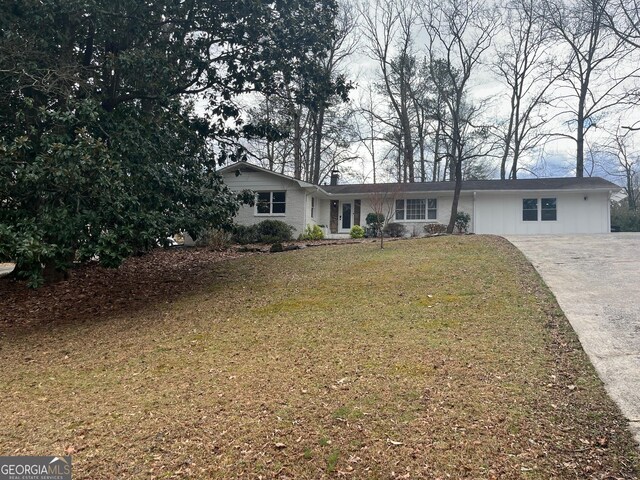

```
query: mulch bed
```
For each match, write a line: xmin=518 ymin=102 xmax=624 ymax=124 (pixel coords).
xmin=0 ymin=240 xmax=373 ymax=329
xmin=0 ymin=248 xmax=250 ymax=329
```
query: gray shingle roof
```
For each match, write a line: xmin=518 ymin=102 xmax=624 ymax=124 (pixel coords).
xmin=322 ymin=177 xmax=619 ymax=195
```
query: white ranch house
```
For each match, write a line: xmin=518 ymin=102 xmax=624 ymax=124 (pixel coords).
xmin=219 ymin=162 xmax=619 ymax=237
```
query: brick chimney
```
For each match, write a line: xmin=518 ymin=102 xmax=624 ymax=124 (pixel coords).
xmin=330 ymin=169 xmax=340 ymax=186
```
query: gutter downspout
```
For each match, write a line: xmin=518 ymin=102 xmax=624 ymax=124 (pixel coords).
xmin=304 ymin=185 xmax=326 ymax=229
xmin=607 ymin=189 xmax=612 ymax=233
xmin=303 ymin=192 xmax=308 ymax=232
xmin=472 ymin=191 xmax=476 ymax=233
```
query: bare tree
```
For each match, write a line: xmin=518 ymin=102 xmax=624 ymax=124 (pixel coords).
xmin=367 ymin=185 xmax=401 ymax=248
xmin=309 ymin=0 xmax=359 ymax=184
xmin=599 ymin=128 xmax=640 ymax=209
xmin=421 ymin=0 xmax=499 ymax=233
xmin=494 ymin=0 xmax=563 ymax=179
xmin=604 ymin=0 xmax=640 ymax=50
xmin=360 ymin=0 xmax=420 ymax=182
xmin=354 ymin=84 xmax=385 ymax=183
xmin=541 ymin=0 xmax=639 ymax=177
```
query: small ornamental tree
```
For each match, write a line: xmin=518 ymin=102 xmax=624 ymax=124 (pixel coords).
xmin=367 ymin=187 xmax=400 ymax=248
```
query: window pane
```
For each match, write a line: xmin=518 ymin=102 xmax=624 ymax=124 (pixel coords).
xmin=406 ymin=199 xmax=425 ymax=220
xmin=272 ymin=202 xmax=285 ymax=214
xmin=541 ymin=209 xmax=556 ymax=221
xmin=272 ymin=191 xmax=286 ymax=203
xmin=541 ymin=198 xmax=555 ymax=209
xmin=522 ymin=198 xmax=537 ymax=221
xmin=541 ymin=197 xmax=556 ymax=221
xmin=427 ymin=198 xmax=437 ymax=219
xmin=395 ymin=199 xmax=405 ymax=220
xmin=257 ymin=191 xmax=270 ymax=214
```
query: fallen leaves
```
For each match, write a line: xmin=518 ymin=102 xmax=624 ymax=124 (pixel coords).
xmin=0 ymin=247 xmax=249 ymax=328
xmin=0 ymin=237 xmax=638 ymax=479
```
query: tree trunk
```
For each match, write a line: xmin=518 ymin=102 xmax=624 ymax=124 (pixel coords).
xmin=500 ymin=108 xmax=515 ymax=180
xmin=312 ymin=105 xmax=325 ymax=184
xmin=576 ymin=80 xmax=589 ymax=178
xmin=447 ymin=158 xmax=463 ymax=234
xmin=432 ymin=122 xmax=441 ymax=182
xmin=576 ymin=118 xmax=584 ymax=178
xmin=293 ymin=109 xmax=302 ymax=180
xmin=447 ymin=114 xmax=463 ymax=234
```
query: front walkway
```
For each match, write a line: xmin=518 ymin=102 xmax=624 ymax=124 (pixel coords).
xmin=506 ymin=234 xmax=640 ymax=445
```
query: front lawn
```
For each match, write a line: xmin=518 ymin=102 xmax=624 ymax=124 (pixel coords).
xmin=0 ymin=236 xmax=637 ymax=478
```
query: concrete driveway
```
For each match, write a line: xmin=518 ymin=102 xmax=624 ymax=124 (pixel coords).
xmin=506 ymin=233 xmax=640 ymax=444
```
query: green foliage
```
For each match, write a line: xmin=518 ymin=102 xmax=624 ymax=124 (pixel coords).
xmin=611 ymin=204 xmax=640 ymax=231
xmin=383 ymin=222 xmax=407 ymax=237
xmin=349 ymin=225 xmax=365 ymax=238
xmin=302 ymin=224 xmax=325 ymax=240
xmin=270 ymin=243 xmax=284 ymax=253
xmin=455 ymin=211 xmax=471 ymax=233
xmin=232 ymin=225 xmax=259 ymax=245
xmin=256 ymin=220 xmax=295 ymax=243
xmin=233 ymin=220 xmax=294 ymax=244
xmin=326 ymin=451 xmax=340 ymax=473
xmin=0 ymin=0 xmax=341 ymax=285
xmin=365 ymin=212 xmax=385 ymax=237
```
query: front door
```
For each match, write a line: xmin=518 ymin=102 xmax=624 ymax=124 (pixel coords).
xmin=341 ymin=202 xmax=352 ymax=231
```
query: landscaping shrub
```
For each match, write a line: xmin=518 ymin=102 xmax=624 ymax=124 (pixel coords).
xmin=255 ymin=219 xmax=294 ymax=243
xmin=365 ymin=213 xmax=384 ymax=238
xmin=350 ymin=225 xmax=365 ymax=238
xmin=195 ymin=229 xmax=231 ymax=250
xmin=383 ymin=222 xmax=406 ymax=237
xmin=232 ymin=224 xmax=258 ymax=245
xmin=232 ymin=220 xmax=294 ymax=244
xmin=269 ymin=242 xmax=284 ymax=253
xmin=301 ymin=224 xmax=324 ymax=240
xmin=455 ymin=211 xmax=471 ymax=233
xmin=611 ymin=205 xmax=640 ymax=231
xmin=425 ymin=223 xmax=447 ymax=235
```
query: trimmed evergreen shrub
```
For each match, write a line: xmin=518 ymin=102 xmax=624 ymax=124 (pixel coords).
xmin=255 ymin=219 xmax=294 ymax=243
xmin=383 ymin=222 xmax=406 ymax=237
xmin=301 ymin=224 xmax=324 ymax=240
xmin=455 ymin=211 xmax=471 ymax=233
xmin=350 ymin=225 xmax=365 ymax=238
xmin=270 ymin=242 xmax=284 ymax=252
xmin=365 ymin=213 xmax=385 ymax=238
xmin=232 ymin=224 xmax=258 ymax=244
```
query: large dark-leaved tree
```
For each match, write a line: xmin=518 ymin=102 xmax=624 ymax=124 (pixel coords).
xmin=0 ymin=0 xmax=340 ymax=286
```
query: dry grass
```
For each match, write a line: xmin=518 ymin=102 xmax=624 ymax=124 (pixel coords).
xmin=0 ymin=236 xmax=638 ymax=479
